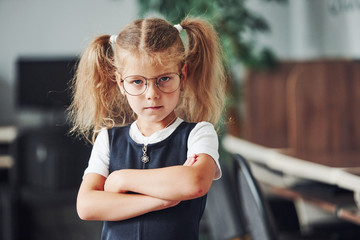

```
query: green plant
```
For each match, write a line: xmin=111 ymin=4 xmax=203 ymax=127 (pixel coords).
xmin=138 ymin=0 xmax=286 ymax=70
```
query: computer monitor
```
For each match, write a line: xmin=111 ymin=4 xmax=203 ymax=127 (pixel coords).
xmin=16 ymin=57 xmax=78 ymax=111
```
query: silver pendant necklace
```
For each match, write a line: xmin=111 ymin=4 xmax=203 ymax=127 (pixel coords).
xmin=141 ymin=145 xmax=150 ymax=163
xmin=137 ymin=116 xmax=177 ymax=164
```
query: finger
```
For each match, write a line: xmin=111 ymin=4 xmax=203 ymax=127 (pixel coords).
xmin=183 ymin=154 xmax=198 ymax=166
xmin=183 ymin=156 xmax=194 ymax=166
xmin=183 ymin=158 xmax=192 ymax=166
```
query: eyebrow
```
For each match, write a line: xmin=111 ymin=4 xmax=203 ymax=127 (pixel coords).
xmin=123 ymin=72 xmax=179 ymax=79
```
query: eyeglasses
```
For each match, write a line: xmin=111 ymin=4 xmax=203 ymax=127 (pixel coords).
xmin=121 ymin=73 xmax=182 ymax=96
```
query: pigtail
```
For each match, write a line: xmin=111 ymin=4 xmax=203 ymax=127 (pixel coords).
xmin=68 ymin=35 xmax=132 ymax=142
xmin=179 ymin=17 xmax=227 ymax=126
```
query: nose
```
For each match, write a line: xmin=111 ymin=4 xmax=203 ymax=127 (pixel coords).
xmin=145 ymin=79 xmax=160 ymax=99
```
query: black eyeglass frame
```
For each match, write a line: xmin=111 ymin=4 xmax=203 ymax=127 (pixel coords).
xmin=120 ymin=72 xmax=183 ymax=96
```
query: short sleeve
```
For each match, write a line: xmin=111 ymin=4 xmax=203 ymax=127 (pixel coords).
xmin=187 ymin=122 xmax=222 ymax=180
xmin=83 ymin=129 xmax=110 ymax=178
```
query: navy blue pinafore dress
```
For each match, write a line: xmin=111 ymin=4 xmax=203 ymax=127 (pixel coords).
xmin=101 ymin=122 xmax=207 ymax=240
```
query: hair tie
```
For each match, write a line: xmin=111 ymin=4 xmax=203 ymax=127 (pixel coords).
xmin=174 ymin=24 xmax=183 ymax=33
xmin=110 ymin=34 xmax=118 ymax=45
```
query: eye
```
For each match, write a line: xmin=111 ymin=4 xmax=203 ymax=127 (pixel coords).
xmin=125 ymin=77 xmax=145 ymax=85
xmin=158 ymin=76 xmax=172 ymax=82
xmin=132 ymin=79 xmax=144 ymax=85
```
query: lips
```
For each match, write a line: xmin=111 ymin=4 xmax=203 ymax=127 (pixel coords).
xmin=145 ymin=106 xmax=162 ymax=110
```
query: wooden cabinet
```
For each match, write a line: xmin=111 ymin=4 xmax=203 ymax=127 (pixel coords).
xmin=243 ymin=60 xmax=360 ymax=167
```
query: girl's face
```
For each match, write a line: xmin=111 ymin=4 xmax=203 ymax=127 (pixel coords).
xmin=118 ymin=54 xmax=186 ymax=129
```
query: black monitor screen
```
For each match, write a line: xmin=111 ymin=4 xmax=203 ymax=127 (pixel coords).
xmin=16 ymin=57 xmax=78 ymax=110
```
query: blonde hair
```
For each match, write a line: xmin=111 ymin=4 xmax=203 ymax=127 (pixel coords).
xmin=68 ymin=16 xmax=227 ymax=142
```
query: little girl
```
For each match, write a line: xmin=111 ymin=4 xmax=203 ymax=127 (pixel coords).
xmin=68 ymin=16 xmax=227 ymax=240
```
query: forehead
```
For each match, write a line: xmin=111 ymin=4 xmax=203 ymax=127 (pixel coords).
xmin=120 ymin=52 xmax=180 ymax=77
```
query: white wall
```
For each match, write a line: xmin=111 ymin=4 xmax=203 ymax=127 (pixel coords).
xmin=290 ymin=0 xmax=360 ymax=60
xmin=0 ymin=0 xmax=137 ymax=124
xmin=246 ymin=0 xmax=291 ymax=60
xmin=247 ymin=0 xmax=360 ymax=60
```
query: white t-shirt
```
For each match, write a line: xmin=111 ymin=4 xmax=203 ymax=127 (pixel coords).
xmin=84 ymin=118 xmax=222 ymax=180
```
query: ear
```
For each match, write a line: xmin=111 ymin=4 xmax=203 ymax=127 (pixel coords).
xmin=180 ymin=64 xmax=187 ymax=90
xmin=115 ymin=72 xmax=125 ymax=96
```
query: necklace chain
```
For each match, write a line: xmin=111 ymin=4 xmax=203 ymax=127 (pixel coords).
xmin=164 ymin=115 xmax=178 ymax=128
xmin=138 ymin=116 xmax=177 ymax=163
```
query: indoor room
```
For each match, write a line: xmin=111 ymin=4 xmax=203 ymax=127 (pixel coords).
xmin=1 ymin=0 xmax=360 ymax=239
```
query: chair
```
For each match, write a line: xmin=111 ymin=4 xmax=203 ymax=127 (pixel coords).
xmin=233 ymin=153 xmax=277 ymax=240
xmin=204 ymin=157 xmax=246 ymax=239
xmin=4 ymin=125 xmax=102 ymax=240
xmin=233 ymin=154 xmax=333 ymax=240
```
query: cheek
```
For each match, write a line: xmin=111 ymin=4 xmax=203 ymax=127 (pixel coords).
xmin=166 ymin=92 xmax=181 ymax=108
xmin=125 ymin=96 xmax=142 ymax=113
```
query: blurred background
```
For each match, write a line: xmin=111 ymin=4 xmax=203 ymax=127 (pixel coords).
xmin=1 ymin=0 xmax=360 ymax=239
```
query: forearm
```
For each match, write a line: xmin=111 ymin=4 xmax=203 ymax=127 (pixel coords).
xmin=105 ymin=154 xmax=216 ymax=201
xmin=119 ymin=167 xmax=205 ymax=200
xmin=77 ymin=174 xmax=178 ymax=221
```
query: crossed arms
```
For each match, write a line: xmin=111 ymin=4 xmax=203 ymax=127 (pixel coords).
xmin=76 ymin=153 xmax=216 ymax=221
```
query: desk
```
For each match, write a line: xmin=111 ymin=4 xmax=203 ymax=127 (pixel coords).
xmin=269 ymin=185 xmax=360 ymax=226
xmin=223 ymin=134 xmax=360 ymax=225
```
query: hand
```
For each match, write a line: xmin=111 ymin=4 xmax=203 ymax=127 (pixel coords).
xmin=154 ymin=198 xmax=181 ymax=211
xmin=105 ymin=171 xmax=180 ymax=211
xmin=183 ymin=154 xmax=198 ymax=166
xmin=104 ymin=170 xmax=127 ymax=193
